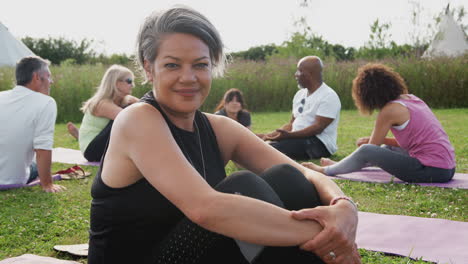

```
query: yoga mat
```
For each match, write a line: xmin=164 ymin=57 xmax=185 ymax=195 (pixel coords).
xmin=0 ymin=174 xmax=62 ymax=191
xmin=52 ymin=147 xmax=100 ymax=166
xmin=357 ymin=212 xmax=468 ymax=264
xmin=0 ymin=254 xmax=80 ymax=264
xmin=54 ymin=244 xmax=88 ymax=257
xmin=332 ymin=167 xmax=468 ymax=189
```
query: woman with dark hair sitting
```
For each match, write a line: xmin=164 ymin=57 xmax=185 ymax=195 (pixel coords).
xmin=214 ymin=88 xmax=251 ymax=129
xmin=303 ymin=63 xmax=456 ymax=183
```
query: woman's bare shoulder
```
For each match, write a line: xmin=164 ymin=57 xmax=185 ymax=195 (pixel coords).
xmin=114 ymin=102 xmax=167 ymax=136
xmin=379 ymin=101 xmax=410 ymax=125
xmin=205 ymin=112 xmax=243 ymax=132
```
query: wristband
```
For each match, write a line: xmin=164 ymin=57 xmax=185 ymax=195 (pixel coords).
xmin=330 ymin=196 xmax=357 ymax=209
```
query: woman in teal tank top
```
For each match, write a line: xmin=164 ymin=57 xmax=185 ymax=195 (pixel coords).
xmin=67 ymin=65 xmax=139 ymax=161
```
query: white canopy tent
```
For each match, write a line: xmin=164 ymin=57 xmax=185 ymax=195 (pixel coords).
xmin=422 ymin=7 xmax=468 ymax=58
xmin=0 ymin=22 xmax=34 ymax=67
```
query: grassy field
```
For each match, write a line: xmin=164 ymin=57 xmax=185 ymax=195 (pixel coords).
xmin=1 ymin=55 xmax=466 ymax=123
xmin=0 ymin=109 xmax=467 ymax=263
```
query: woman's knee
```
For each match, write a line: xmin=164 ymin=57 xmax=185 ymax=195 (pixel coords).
xmin=216 ymin=170 xmax=283 ymax=207
xmin=357 ymin=144 xmax=380 ymax=153
xmin=262 ymin=164 xmax=322 ymax=210
xmin=261 ymin=164 xmax=305 ymax=183
xmin=353 ymin=144 xmax=382 ymax=160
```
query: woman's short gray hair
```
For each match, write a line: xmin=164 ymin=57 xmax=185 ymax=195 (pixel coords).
xmin=136 ymin=6 xmax=226 ymax=81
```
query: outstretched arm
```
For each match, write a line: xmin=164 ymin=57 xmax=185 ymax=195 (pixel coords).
xmin=262 ymin=115 xmax=295 ymax=140
xmin=368 ymin=102 xmax=410 ymax=146
xmin=35 ymin=149 xmax=66 ymax=193
xmin=268 ymin=115 xmax=333 ymax=141
xmin=356 ymin=136 xmax=400 ymax=147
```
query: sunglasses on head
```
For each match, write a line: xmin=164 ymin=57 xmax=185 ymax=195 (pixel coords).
xmin=298 ymin=98 xmax=305 ymax=113
xmin=121 ymin=78 xmax=133 ymax=84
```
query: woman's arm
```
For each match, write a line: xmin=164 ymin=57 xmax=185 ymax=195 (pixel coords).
xmin=93 ymin=100 xmax=123 ymax=120
xmin=121 ymin=95 xmax=140 ymax=107
xmin=109 ymin=105 xmax=322 ymax=246
xmin=210 ymin=114 xmax=357 ymax=232
xmin=368 ymin=102 xmax=410 ymax=145
xmin=209 ymin=114 xmax=359 ymax=259
xmin=211 ymin=114 xmax=345 ymax=204
xmin=356 ymin=136 xmax=400 ymax=147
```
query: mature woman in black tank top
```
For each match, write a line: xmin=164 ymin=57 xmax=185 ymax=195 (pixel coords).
xmin=88 ymin=6 xmax=360 ymax=264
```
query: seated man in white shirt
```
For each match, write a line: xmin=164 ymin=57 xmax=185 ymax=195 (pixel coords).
xmin=259 ymin=56 xmax=341 ymax=160
xmin=0 ymin=56 xmax=65 ymax=192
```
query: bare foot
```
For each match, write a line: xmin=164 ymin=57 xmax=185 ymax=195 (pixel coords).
xmin=320 ymin=158 xmax=336 ymax=166
xmin=67 ymin=122 xmax=79 ymax=139
xmin=301 ymin=162 xmax=325 ymax=173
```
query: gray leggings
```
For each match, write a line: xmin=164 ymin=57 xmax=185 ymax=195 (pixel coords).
xmin=324 ymin=144 xmax=455 ymax=183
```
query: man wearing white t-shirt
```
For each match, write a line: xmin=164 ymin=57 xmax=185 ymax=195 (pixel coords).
xmin=0 ymin=56 xmax=65 ymax=192
xmin=260 ymin=56 xmax=341 ymax=160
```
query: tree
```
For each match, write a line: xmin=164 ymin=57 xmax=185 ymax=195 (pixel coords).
xmin=22 ymin=36 xmax=96 ymax=65
xmin=230 ymin=44 xmax=278 ymax=61
xmin=367 ymin=19 xmax=392 ymax=49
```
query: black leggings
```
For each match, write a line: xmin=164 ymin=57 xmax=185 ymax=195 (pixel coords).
xmin=325 ymin=144 xmax=455 ymax=183
xmin=151 ymin=164 xmax=325 ymax=264
xmin=270 ymin=136 xmax=331 ymax=160
xmin=84 ymin=120 xmax=114 ymax=162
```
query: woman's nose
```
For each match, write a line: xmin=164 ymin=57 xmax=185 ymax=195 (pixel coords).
xmin=180 ymin=67 xmax=196 ymax=83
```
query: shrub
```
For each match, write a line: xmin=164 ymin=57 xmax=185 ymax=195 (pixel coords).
xmin=1 ymin=55 xmax=466 ymax=123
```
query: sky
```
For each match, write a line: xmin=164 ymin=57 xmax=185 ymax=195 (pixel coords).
xmin=1 ymin=0 xmax=467 ymax=55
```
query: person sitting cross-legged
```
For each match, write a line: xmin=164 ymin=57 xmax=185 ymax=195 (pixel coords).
xmin=303 ymin=63 xmax=456 ymax=183
xmin=258 ymin=56 xmax=341 ymax=160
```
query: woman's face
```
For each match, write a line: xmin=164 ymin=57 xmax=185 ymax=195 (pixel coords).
xmin=116 ymin=74 xmax=134 ymax=98
xmin=225 ymin=96 xmax=242 ymax=114
xmin=148 ymin=33 xmax=212 ymax=115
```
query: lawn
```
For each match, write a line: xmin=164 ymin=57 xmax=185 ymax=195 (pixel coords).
xmin=1 ymin=109 xmax=467 ymax=263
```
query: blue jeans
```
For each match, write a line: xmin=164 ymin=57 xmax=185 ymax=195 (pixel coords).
xmin=27 ymin=162 xmax=39 ymax=183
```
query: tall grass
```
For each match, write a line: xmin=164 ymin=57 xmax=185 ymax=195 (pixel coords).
xmin=0 ymin=55 xmax=466 ymax=122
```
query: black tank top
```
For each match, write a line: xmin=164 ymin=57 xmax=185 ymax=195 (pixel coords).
xmin=88 ymin=91 xmax=227 ymax=264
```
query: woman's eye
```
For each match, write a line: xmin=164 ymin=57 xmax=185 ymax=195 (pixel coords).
xmin=195 ymin=63 xmax=209 ymax=69
xmin=165 ymin=63 xmax=178 ymax=69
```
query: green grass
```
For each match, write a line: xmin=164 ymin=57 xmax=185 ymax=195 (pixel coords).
xmin=2 ymin=56 xmax=467 ymax=123
xmin=0 ymin=109 xmax=466 ymax=263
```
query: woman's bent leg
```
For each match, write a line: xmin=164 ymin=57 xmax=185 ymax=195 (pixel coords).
xmin=325 ymin=144 xmax=452 ymax=183
xmin=151 ymin=171 xmax=284 ymax=264
xmin=260 ymin=164 xmax=322 ymax=210
xmin=83 ymin=120 xmax=114 ymax=162
xmin=254 ymin=164 xmax=324 ymax=264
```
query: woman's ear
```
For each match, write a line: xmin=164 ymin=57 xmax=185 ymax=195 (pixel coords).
xmin=144 ymin=60 xmax=154 ymax=82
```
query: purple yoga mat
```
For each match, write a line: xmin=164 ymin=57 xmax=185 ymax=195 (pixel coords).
xmin=52 ymin=147 xmax=100 ymax=166
xmin=0 ymin=174 xmax=62 ymax=191
xmin=331 ymin=167 xmax=468 ymax=189
xmin=357 ymin=212 xmax=468 ymax=264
